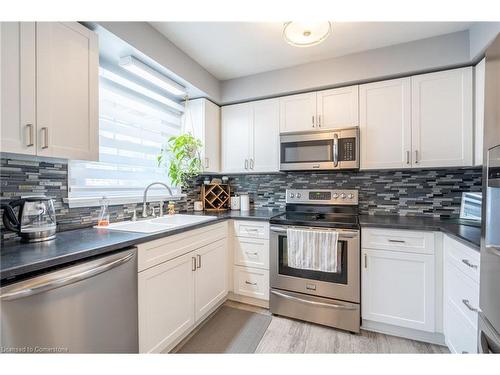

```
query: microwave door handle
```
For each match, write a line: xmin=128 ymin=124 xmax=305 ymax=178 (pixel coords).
xmin=333 ymin=134 xmax=339 ymax=167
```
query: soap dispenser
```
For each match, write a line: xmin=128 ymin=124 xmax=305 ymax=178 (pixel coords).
xmin=97 ymin=197 xmax=110 ymax=227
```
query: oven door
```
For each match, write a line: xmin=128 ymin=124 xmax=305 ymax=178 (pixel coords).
xmin=270 ymin=225 xmax=360 ymax=303
xmin=279 ymin=128 xmax=359 ymax=171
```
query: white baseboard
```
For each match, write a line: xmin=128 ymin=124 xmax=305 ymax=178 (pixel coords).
xmin=362 ymin=319 xmax=446 ymax=346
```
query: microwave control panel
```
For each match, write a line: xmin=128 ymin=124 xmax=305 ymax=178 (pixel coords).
xmin=339 ymin=138 xmax=356 ymax=161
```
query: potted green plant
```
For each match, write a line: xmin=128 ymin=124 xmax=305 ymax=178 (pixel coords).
xmin=157 ymin=133 xmax=203 ymax=188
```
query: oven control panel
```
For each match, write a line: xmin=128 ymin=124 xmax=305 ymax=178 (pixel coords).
xmin=286 ymin=189 xmax=358 ymax=205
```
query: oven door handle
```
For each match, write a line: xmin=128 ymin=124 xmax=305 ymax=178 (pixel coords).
xmin=270 ymin=226 xmax=358 ymax=239
xmin=271 ymin=290 xmax=357 ymax=310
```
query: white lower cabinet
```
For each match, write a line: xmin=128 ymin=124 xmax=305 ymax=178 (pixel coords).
xmin=194 ymin=239 xmax=228 ymax=321
xmin=230 ymin=220 xmax=270 ymax=303
xmin=443 ymin=235 xmax=480 ymax=353
xmin=361 ymin=228 xmax=437 ymax=336
xmin=138 ymin=223 xmax=228 ymax=353
xmin=233 ymin=237 xmax=270 ymax=270
xmin=138 ymin=252 xmax=195 ymax=353
xmin=362 ymin=248 xmax=435 ymax=332
xmin=361 ymin=228 xmax=482 ymax=351
xmin=233 ymin=265 xmax=269 ymax=300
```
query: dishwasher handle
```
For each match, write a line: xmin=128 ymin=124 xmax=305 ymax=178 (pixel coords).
xmin=0 ymin=250 xmax=136 ymax=301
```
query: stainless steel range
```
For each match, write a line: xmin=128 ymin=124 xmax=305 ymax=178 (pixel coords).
xmin=269 ymin=189 xmax=360 ymax=333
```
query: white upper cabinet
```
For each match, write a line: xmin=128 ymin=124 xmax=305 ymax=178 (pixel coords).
xmin=36 ymin=22 xmax=98 ymax=160
xmin=187 ymin=98 xmax=221 ymax=173
xmin=221 ymin=102 xmax=252 ymax=173
xmin=279 ymin=88 xmax=359 ymax=133
xmin=360 ymin=78 xmax=412 ymax=170
xmin=474 ymin=58 xmax=485 ymax=166
xmin=411 ymin=67 xmax=473 ymax=168
xmin=1 ymin=22 xmax=36 ymax=155
xmin=279 ymin=92 xmax=316 ymax=133
xmin=0 ymin=22 xmax=98 ymax=161
xmin=251 ymin=98 xmax=280 ymax=172
xmin=222 ymin=98 xmax=279 ymax=173
xmin=317 ymin=85 xmax=359 ymax=129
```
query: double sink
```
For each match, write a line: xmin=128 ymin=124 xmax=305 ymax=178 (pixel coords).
xmin=101 ymin=214 xmax=217 ymax=234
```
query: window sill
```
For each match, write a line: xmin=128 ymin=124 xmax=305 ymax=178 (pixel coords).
xmin=65 ymin=193 xmax=186 ymax=208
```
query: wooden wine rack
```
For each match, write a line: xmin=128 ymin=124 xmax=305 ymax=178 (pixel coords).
xmin=201 ymin=183 xmax=230 ymax=211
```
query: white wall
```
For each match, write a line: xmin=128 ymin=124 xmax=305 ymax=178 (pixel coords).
xmin=469 ymin=22 xmax=500 ymax=61
xmin=221 ymin=31 xmax=470 ymax=104
xmin=98 ymin=22 xmax=221 ymax=102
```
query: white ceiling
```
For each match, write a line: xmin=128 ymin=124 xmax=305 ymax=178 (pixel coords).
xmin=150 ymin=22 xmax=473 ymax=80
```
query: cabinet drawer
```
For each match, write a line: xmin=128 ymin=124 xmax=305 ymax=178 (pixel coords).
xmin=445 ymin=259 xmax=480 ymax=329
xmin=233 ymin=265 xmax=269 ymax=300
xmin=362 ymin=228 xmax=435 ymax=254
xmin=444 ymin=235 xmax=480 ymax=283
xmin=233 ymin=220 xmax=269 ymax=239
xmin=444 ymin=294 xmax=478 ymax=354
xmin=137 ymin=222 xmax=227 ymax=272
xmin=233 ymin=237 xmax=270 ymax=270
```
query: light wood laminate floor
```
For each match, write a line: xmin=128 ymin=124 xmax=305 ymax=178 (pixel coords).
xmin=224 ymin=300 xmax=449 ymax=354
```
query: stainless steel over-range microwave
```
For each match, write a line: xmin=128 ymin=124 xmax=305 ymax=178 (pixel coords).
xmin=279 ymin=127 xmax=360 ymax=171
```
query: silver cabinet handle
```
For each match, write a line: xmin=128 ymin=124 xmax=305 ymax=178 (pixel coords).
xmin=414 ymin=150 xmax=419 ymax=164
xmin=312 ymin=115 xmax=315 ymax=128
xmin=196 ymin=254 xmax=201 ymax=269
xmin=318 ymin=114 xmax=321 ymax=127
xmin=245 ymin=280 xmax=257 ymax=286
xmin=0 ymin=250 xmax=135 ymax=301
xmin=25 ymin=124 xmax=34 ymax=147
xmin=388 ymin=239 xmax=406 ymax=243
xmin=244 ymin=159 xmax=249 ymax=170
xmin=205 ymin=157 xmax=209 ymax=169
xmin=271 ymin=290 xmax=357 ymax=310
xmin=333 ymin=133 xmax=339 ymax=167
xmin=245 ymin=251 xmax=259 ymax=256
xmin=41 ymin=127 xmax=49 ymax=149
xmin=192 ymin=256 xmax=197 ymax=271
xmin=462 ymin=259 xmax=478 ymax=269
xmin=406 ymin=150 xmax=410 ymax=165
xmin=249 ymin=158 xmax=254 ymax=170
xmin=364 ymin=253 xmax=367 ymax=269
xmin=462 ymin=299 xmax=478 ymax=312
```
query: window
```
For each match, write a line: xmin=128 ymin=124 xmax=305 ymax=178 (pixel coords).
xmin=68 ymin=66 xmax=185 ymax=207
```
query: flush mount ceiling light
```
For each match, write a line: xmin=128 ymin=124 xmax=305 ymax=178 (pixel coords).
xmin=119 ymin=55 xmax=186 ymax=97
xmin=283 ymin=21 xmax=332 ymax=47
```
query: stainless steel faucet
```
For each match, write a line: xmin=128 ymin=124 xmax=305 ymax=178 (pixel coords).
xmin=142 ymin=182 xmax=173 ymax=218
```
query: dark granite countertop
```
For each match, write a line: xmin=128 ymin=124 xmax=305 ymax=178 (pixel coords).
xmin=0 ymin=209 xmax=282 ymax=282
xmin=359 ymin=215 xmax=481 ymax=251
xmin=1 ymin=209 xmax=481 ymax=283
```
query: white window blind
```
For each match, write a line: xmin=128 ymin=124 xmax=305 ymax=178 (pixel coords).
xmin=68 ymin=67 xmax=184 ymax=207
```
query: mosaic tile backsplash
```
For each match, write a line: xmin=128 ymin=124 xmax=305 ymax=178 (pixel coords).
xmin=1 ymin=154 xmax=482 ymax=242
xmin=201 ymin=168 xmax=483 ymax=215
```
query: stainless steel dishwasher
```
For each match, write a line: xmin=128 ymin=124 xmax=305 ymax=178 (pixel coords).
xmin=0 ymin=247 xmax=138 ymax=353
